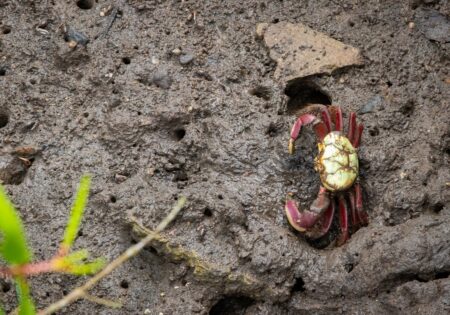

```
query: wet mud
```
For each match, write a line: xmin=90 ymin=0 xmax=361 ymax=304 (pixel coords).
xmin=0 ymin=0 xmax=449 ymax=314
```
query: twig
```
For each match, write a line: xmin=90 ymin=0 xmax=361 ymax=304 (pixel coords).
xmin=97 ymin=7 xmax=119 ymax=39
xmin=38 ymin=197 xmax=186 ymax=315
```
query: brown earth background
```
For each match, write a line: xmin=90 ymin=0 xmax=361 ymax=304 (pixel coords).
xmin=0 ymin=0 xmax=449 ymax=314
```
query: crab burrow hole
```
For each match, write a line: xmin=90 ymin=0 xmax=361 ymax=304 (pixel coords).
xmin=284 ymin=79 xmax=331 ymax=115
xmin=1 ymin=26 xmax=11 ymax=35
xmin=0 ymin=109 xmax=9 ymax=128
xmin=76 ymin=0 xmax=94 ymax=10
xmin=173 ymin=127 xmax=186 ymax=141
xmin=209 ymin=296 xmax=255 ymax=315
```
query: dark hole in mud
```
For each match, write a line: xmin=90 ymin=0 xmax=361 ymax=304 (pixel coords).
xmin=400 ymin=101 xmax=415 ymax=117
xmin=0 ymin=68 xmax=6 ymax=76
xmin=217 ymin=194 xmax=223 ymax=200
xmin=204 ymin=207 xmax=213 ymax=217
xmin=1 ymin=282 xmax=11 ymax=293
xmin=174 ymin=170 xmax=188 ymax=182
xmin=0 ymin=111 xmax=9 ymax=128
xmin=248 ymin=85 xmax=271 ymax=100
xmin=432 ymin=202 xmax=444 ymax=213
xmin=285 ymin=79 xmax=332 ymax=115
xmin=120 ymin=279 xmax=129 ymax=289
xmin=386 ymin=81 xmax=393 ymax=87
xmin=77 ymin=229 xmax=83 ymax=237
xmin=369 ymin=127 xmax=379 ymax=137
xmin=435 ymin=271 xmax=450 ymax=279
xmin=266 ymin=122 xmax=278 ymax=137
xmin=272 ymin=18 xmax=280 ymax=24
xmin=344 ymin=263 xmax=354 ymax=273
xmin=76 ymin=0 xmax=94 ymax=10
xmin=291 ymin=277 xmax=305 ymax=292
xmin=348 ymin=21 xmax=355 ymax=27
xmin=122 ymin=57 xmax=131 ymax=65
xmin=148 ymin=246 xmax=158 ymax=254
xmin=110 ymin=195 xmax=117 ymax=203
xmin=209 ymin=296 xmax=255 ymax=315
xmin=2 ymin=26 xmax=11 ymax=35
xmin=174 ymin=128 xmax=186 ymax=141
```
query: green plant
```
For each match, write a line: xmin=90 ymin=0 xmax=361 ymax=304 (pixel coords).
xmin=0 ymin=175 xmax=104 ymax=315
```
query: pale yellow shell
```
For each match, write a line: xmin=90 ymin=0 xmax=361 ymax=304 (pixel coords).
xmin=315 ymin=131 xmax=358 ymax=192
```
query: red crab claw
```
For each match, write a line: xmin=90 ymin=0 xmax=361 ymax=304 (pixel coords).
xmin=285 ymin=187 xmax=331 ymax=235
xmin=288 ymin=114 xmax=316 ymax=155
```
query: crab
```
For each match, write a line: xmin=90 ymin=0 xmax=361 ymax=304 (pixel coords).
xmin=285 ymin=105 xmax=368 ymax=245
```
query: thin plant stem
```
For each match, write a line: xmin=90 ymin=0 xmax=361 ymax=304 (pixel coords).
xmin=38 ymin=197 xmax=186 ymax=315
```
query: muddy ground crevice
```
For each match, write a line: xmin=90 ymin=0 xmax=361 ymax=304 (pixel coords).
xmin=0 ymin=0 xmax=449 ymax=314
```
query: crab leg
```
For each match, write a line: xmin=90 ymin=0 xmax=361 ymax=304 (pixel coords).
xmin=314 ymin=200 xmax=335 ymax=239
xmin=334 ymin=106 xmax=343 ymax=131
xmin=352 ymin=124 xmax=364 ymax=148
xmin=337 ymin=196 xmax=349 ymax=246
xmin=321 ymin=108 xmax=332 ymax=133
xmin=313 ymin=121 xmax=328 ymax=141
xmin=347 ymin=112 xmax=357 ymax=142
xmin=289 ymin=114 xmax=317 ymax=154
xmin=285 ymin=187 xmax=330 ymax=232
xmin=354 ymin=182 xmax=368 ymax=225
xmin=348 ymin=190 xmax=359 ymax=226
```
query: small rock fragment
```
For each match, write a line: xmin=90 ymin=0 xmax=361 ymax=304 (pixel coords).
xmin=171 ymin=48 xmax=182 ymax=55
xmin=114 ymin=173 xmax=128 ymax=183
xmin=64 ymin=27 xmax=89 ymax=47
xmin=258 ymin=22 xmax=363 ymax=81
xmin=359 ymin=95 xmax=384 ymax=114
xmin=179 ymin=53 xmax=194 ymax=65
xmin=151 ymin=56 xmax=160 ymax=64
xmin=255 ymin=22 xmax=269 ymax=39
xmin=151 ymin=69 xmax=172 ymax=89
xmin=415 ymin=8 xmax=450 ymax=43
xmin=0 ymin=155 xmax=27 ymax=185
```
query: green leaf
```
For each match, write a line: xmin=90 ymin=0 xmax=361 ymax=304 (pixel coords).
xmin=0 ymin=185 xmax=32 ymax=265
xmin=15 ymin=277 xmax=36 ymax=315
xmin=0 ymin=304 xmax=5 ymax=315
xmin=61 ymin=175 xmax=91 ymax=252
xmin=66 ymin=258 xmax=106 ymax=275
xmin=54 ymin=250 xmax=105 ymax=275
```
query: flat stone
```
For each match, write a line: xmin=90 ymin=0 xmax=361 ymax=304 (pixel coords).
xmin=415 ymin=8 xmax=450 ymax=43
xmin=258 ymin=22 xmax=363 ymax=82
xmin=179 ymin=53 xmax=194 ymax=65
xmin=0 ymin=155 xmax=27 ymax=185
xmin=151 ymin=69 xmax=172 ymax=89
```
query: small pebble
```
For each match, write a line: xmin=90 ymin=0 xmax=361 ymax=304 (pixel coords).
xmin=64 ymin=27 xmax=89 ymax=47
xmin=172 ymin=48 xmax=182 ymax=55
xmin=151 ymin=56 xmax=159 ymax=65
xmin=359 ymin=95 xmax=383 ymax=114
xmin=151 ymin=70 xmax=172 ymax=89
xmin=179 ymin=53 xmax=194 ymax=65
xmin=0 ymin=155 xmax=27 ymax=185
xmin=115 ymin=174 xmax=128 ymax=183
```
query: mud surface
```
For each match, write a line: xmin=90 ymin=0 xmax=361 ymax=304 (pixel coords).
xmin=1 ymin=1 xmax=449 ymax=314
